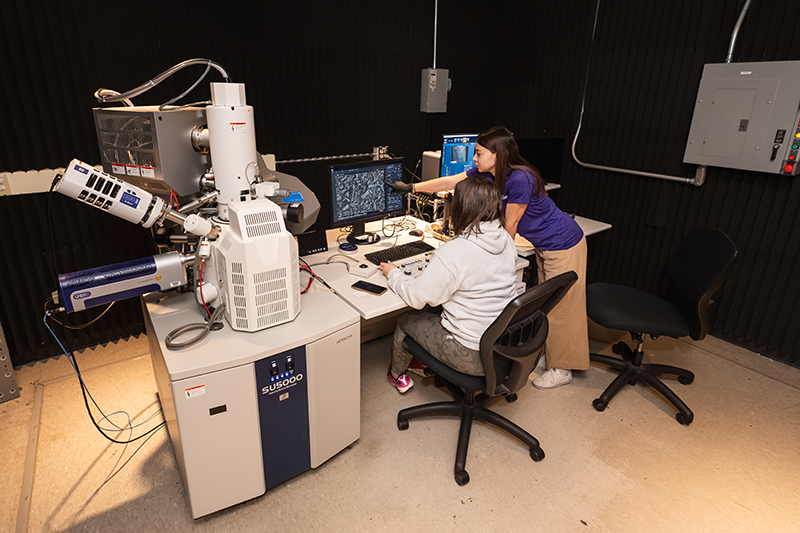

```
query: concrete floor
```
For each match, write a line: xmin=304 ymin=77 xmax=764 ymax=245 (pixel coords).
xmin=3 ymin=324 xmax=800 ymax=532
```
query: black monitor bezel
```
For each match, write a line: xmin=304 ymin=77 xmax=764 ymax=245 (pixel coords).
xmin=515 ymin=137 xmax=565 ymax=183
xmin=328 ymin=157 xmax=406 ymax=242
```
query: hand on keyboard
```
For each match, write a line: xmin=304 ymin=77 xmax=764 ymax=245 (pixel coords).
xmin=379 ymin=261 xmax=397 ymax=278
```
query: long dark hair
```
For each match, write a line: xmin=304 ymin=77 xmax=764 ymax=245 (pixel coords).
xmin=476 ymin=126 xmax=546 ymax=197
xmin=450 ymin=175 xmax=505 ymax=238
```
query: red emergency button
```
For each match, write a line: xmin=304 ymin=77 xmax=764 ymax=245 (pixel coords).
xmin=784 ymin=163 xmax=794 ymax=173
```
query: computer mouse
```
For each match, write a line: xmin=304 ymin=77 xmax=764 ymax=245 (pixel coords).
xmin=409 ymin=229 xmax=423 ymax=237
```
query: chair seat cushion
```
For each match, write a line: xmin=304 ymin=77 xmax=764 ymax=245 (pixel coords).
xmin=403 ymin=337 xmax=486 ymax=392
xmin=587 ymin=282 xmax=690 ymax=338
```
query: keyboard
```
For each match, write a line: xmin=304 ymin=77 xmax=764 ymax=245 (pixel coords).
xmin=364 ymin=240 xmax=435 ymax=265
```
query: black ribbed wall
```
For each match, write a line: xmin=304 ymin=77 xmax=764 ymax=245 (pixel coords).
xmin=495 ymin=0 xmax=800 ymax=366
xmin=0 ymin=193 xmax=157 ymax=365
xmin=2 ymin=0 xmax=800 ymax=367
xmin=0 ymin=0 xmax=502 ymax=365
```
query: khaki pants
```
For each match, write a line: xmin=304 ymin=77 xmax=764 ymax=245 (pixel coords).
xmin=535 ymin=236 xmax=589 ymax=371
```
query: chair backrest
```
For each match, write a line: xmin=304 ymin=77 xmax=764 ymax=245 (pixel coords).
xmin=479 ymin=271 xmax=578 ymax=396
xmin=666 ymin=225 xmax=738 ymax=340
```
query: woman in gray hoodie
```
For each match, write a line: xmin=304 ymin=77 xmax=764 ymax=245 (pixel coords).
xmin=379 ymin=176 xmax=519 ymax=393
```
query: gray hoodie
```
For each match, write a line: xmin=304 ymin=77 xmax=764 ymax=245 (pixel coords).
xmin=387 ymin=220 xmax=519 ymax=350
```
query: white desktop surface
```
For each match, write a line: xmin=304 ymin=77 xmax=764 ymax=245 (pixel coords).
xmin=145 ymin=288 xmax=360 ymax=381
xmin=514 ymin=215 xmax=612 ymax=257
xmin=307 ymin=217 xmax=528 ymax=321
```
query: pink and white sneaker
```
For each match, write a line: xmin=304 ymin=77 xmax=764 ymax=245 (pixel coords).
xmin=406 ymin=357 xmax=428 ymax=377
xmin=387 ymin=364 xmax=414 ymax=393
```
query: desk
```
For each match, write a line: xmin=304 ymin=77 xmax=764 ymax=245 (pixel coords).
xmin=514 ymin=215 xmax=612 ymax=258
xmin=306 ymin=217 xmax=528 ymax=340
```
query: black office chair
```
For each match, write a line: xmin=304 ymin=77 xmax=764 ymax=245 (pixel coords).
xmin=397 ymin=271 xmax=578 ymax=486
xmin=587 ymin=225 xmax=737 ymax=425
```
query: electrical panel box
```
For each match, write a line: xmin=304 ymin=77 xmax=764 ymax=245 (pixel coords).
xmin=421 ymin=68 xmax=449 ymax=113
xmin=684 ymin=61 xmax=800 ymax=176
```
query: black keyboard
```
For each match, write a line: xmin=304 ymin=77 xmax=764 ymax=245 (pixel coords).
xmin=364 ymin=240 xmax=436 ymax=265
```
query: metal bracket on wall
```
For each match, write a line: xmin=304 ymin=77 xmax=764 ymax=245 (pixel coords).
xmin=0 ymin=320 xmax=20 ymax=404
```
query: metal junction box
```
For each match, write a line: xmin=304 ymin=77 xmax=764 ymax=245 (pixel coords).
xmin=93 ymin=106 xmax=208 ymax=196
xmin=420 ymin=68 xmax=449 ymax=113
xmin=684 ymin=61 xmax=800 ymax=176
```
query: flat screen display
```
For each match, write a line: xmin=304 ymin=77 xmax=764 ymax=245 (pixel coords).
xmin=329 ymin=158 xmax=405 ymax=229
xmin=440 ymin=134 xmax=477 ymax=177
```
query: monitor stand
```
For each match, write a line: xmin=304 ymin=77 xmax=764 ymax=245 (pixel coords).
xmin=346 ymin=221 xmax=380 ymax=245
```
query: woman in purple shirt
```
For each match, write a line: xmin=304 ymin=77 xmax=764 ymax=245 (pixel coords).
xmin=396 ymin=126 xmax=588 ymax=389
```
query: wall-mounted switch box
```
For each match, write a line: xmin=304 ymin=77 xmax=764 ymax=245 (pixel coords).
xmin=421 ymin=68 xmax=449 ymax=113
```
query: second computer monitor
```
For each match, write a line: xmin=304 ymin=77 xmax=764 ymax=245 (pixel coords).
xmin=329 ymin=158 xmax=405 ymax=244
xmin=440 ymin=134 xmax=477 ymax=177
xmin=515 ymin=137 xmax=565 ymax=183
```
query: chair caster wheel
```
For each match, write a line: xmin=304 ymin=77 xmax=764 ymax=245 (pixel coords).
xmin=506 ymin=393 xmax=518 ymax=403
xmin=455 ymin=470 xmax=470 ymax=486
xmin=612 ymin=342 xmax=632 ymax=361
xmin=676 ymin=412 xmax=693 ymax=425
xmin=679 ymin=375 xmax=694 ymax=385
xmin=593 ymin=399 xmax=607 ymax=412
xmin=397 ymin=418 xmax=409 ymax=430
xmin=628 ymin=379 xmax=638 ymax=386
xmin=530 ymin=447 xmax=545 ymax=462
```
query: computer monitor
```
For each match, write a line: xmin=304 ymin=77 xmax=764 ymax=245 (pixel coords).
xmin=440 ymin=134 xmax=477 ymax=177
xmin=515 ymin=137 xmax=565 ymax=183
xmin=329 ymin=158 xmax=405 ymax=244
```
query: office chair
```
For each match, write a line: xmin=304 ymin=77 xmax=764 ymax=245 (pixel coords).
xmin=587 ymin=225 xmax=737 ymax=425
xmin=397 ymin=271 xmax=578 ymax=486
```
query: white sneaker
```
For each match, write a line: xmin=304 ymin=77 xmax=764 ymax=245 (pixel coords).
xmin=532 ymin=368 xmax=572 ymax=389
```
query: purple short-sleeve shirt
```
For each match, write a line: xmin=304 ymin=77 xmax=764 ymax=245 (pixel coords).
xmin=467 ymin=167 xmax=583 ymax=251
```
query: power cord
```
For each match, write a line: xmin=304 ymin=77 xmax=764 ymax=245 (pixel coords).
xmin=43 ymin=296 xmax=114 ymax=329
xmin=164 ymin=302 xmax=226 ymax=350
xmin=43 ymin=310 xmax=165 ymax=444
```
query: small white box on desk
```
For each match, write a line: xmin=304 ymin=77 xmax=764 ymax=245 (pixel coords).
xmin=350 ymin=261 xmax=378 ymax=278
